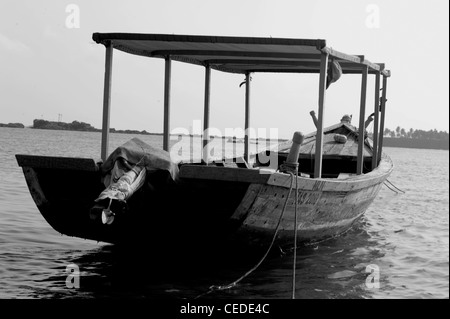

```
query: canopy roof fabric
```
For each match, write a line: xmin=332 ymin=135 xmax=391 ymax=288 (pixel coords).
xmin=93 ymin=33 xmax=390 ymax=76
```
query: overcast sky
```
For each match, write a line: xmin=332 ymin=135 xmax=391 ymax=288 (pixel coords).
xmin=1 ymin=0 xmax=448 ymax=139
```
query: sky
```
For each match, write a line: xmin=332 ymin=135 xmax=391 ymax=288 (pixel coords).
xmin=0 ymin=0 xmax=448 ymax=139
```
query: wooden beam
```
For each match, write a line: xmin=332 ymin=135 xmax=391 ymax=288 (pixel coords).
xmin=101 ymin=42 xmax=113 ymax=161
xmin=371 ymin=72 xmax=381 ymax=170
xmin=202 ymin=65 xmax=211 ymax=163
xmin=205 ymin=59 xmax=321 ymax=66
xmin=179 ymin=165 xmax=270 ymax=184
xmin=244 ymin=72 xmax=251 ymax=163
xmin=163 ymin=56 xmax=172 ymax=151
xmin=16 ymin=155 xmax=98 ymax=171
xmin=314 ymin=52 xmax=328 ymax=178
xmin=377 ymin=75 xmax=388 ymax=163
xmin=152 ymin=50 xmax=322 ymax=60
xmin=206 ymin=59 xmax=380 ymax=72
xmin=323 ymin=47 xmax=362 ymax=64
xmin=361 ymin=59 xmax=381 ymax=71
xmin=357 ymin=65 xmax=369 ymax=175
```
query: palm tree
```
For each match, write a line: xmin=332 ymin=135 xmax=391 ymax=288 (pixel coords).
xmin=400 ymin=128 xmax=406 ymax=137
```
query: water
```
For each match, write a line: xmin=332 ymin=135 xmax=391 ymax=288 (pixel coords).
xmin=0 ymin=127 xmax=448 ymax=299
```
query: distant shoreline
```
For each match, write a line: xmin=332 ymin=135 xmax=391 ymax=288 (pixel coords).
xmin=383 ymin=137 xmax=449 ymax=150
xmin=0 ymin=120 xmax=281 ymax=142
xmin=1 ymin=120 xmax=448 ymax=150
xmin=0 ymin=123 xmax=25 ymax=128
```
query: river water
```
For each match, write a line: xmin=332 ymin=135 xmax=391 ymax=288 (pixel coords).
xmin=0 ymin=127 xmax=448 ymax=299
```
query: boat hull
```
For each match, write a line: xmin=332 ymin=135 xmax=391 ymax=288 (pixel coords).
xmin=231 ymin=154 xmax=393 ymax=247
xmin=16 ymin=153 xmax=393 ymax=249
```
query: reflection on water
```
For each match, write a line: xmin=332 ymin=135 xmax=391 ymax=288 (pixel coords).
xmin=14 ymin=218 xmax=389 ymax=300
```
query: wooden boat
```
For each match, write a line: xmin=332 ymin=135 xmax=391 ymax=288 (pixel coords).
xmin=16 ymin=33 xmax=393 ymax=250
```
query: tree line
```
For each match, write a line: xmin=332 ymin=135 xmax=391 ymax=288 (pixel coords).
xmin=383 ymin=127 xmax=448 ymax=140
xmin=33 ymin=119 xmax=99 ymax=132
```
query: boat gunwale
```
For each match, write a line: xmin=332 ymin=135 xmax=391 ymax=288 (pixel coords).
xmin=266 ymin=153 xmax=393 ymax=191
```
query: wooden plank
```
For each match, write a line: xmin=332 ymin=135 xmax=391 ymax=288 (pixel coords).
xmin=92 ymin=33 xmax=326 ymax=47
xmin=22 ymin=167 xmax=48 ymax=206
xmin=340 ymin=138 xmax=357 ymax=157
xmin=163 ymin=57 xmax=172 ymax=151
xmin=322 ymin=139 xmax=337 ymax=155
xmin=377 ymin=75 xmax=388 ymax=162
xmin=179 ymin=165 xmax=270 ymax=184
xmin=244 ymin=72 xmax=251 ymax=163
xmin=152 ymin=50 xmax=323 ymax=60
xmin=205 ymin=59 xmax=323 ymax=66
xmin=376 ymin=63 xmax=385 ymax=71
xmin=361 ymin=59 xmax=380 ymax=71
xmin=230 ymin=183 xmax=264 ymax=221
xmin=314 ymin=52 xmax=328 ymax=178
xmin=326 ymin=138 xmax=345 ymax=156
xmin=357 ymin=65 xmax=368 ymax=175
xmin=267 ymin=154 xmax=393 ymax=192
xmin=323 ymin=47 xmax=362 ymax=64
xmin=101 ymin=42 xmax=113 ymax=161
xmin=372 ymin=72 xmax=381 ymax=169
xmin=300 ymin=141 xmax=315 ymax=156
xmin=16 ymin=155 xmax=98 ymax=171
xmin=202 ymin=65 xmax=211 ymax=162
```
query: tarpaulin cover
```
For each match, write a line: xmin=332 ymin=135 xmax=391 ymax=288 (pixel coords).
xmin=100 ymin=137 xmax=179 ymax=182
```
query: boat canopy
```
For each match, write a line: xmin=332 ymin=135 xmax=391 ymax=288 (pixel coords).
xmin=92 ymin=32 xmax=391 ymax=179
xmin=92 ymin=33 xmax=390 ymax=76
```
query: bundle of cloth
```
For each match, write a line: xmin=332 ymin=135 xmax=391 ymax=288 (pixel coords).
xmin=91 ymin=137 xmax=179 ymax=224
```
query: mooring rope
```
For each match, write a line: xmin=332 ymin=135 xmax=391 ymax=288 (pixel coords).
xmin=292 ymin=168 xmax=299 ymax=299
xmin=194 ymin=171 xmax=297 ymax=299
xmin=385 ymin=179 xmax=405 ymax=193
xmin=383 ymin=181 xmax=399 ymax=193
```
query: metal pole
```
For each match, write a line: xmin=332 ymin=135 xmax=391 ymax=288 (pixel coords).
xmin=314 ymin=52 xmax=328 ymax=178
xmin=371 ymin=72 xmax=381 ymax=169
xmin=377 ymin=75 xmax=388 ymax=163
xmin=163 ymin=57 xmax=172 ymax=152
xmin=244 ymin=72 xmax=251 ymax=163
xmin=202 ymin=65 xmax=211 ymax=163
xmin=357 ymin=65 xmax=369 ymax=175
xmin=101 ymin=42 xmax=113 ymax=161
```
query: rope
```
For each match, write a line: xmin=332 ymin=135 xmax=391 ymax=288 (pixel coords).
xmin=386 ymin=179 xmax=405 ymax=193
xmin=384 ymin=179 xmax=405 ymax=194
xmin=360 ymin=135 xmax=405 ymax=195
xmin=383 ymin=181 xmax=399 ymax=193
xmin=292 ymin=168 xmax=299 ymax=299
xmin=194 ymin=171 xmax=297 ymax=299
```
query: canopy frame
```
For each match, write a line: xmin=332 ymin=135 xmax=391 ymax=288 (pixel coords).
xmin=94 ymin=32 xmax=390 ymax=177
